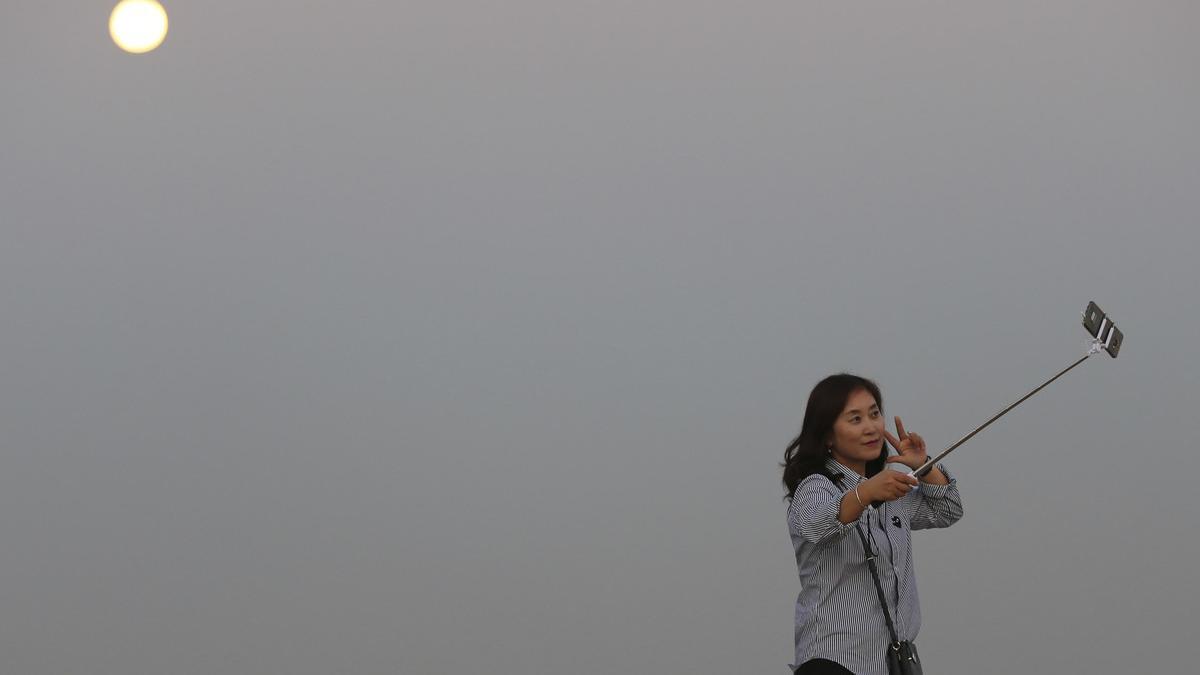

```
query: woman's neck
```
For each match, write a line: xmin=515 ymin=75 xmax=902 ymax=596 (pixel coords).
xmin=831 ymin=456 xmax=866 ymax=477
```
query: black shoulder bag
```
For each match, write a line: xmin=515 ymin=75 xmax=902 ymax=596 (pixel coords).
xmin=830 ymin=472 xmax=924 ymax=675
xmin=853 ymin=518 xmax=923 ymax=675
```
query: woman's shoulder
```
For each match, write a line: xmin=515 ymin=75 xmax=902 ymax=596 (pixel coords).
xmin=793 ymin=472 xmax=841 ymax=501
xmin=798 ymin=471 xmax=836 ymax=488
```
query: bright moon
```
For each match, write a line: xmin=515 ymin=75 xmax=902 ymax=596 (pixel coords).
xmin=109 ymin=0 xmax=169 ymax=54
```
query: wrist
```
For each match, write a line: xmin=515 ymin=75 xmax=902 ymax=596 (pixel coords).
xmin=919 ymin=464 xmax=949 ymax=484
xmin=857 ymin=483 xmax=875 ymax=503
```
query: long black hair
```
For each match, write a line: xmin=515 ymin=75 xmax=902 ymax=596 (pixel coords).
xmin=782 ymin=373 xmax=889 ymax=499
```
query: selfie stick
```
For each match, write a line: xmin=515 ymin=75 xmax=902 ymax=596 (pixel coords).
xmin=907 ymin=301 xmax=1123 ymax=479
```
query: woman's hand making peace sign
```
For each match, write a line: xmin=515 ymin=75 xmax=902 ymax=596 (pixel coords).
xmin=883 ymin=416 xmax=927 ymax=471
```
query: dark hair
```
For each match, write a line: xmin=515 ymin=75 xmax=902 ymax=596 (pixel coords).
xmin=782 ymin=373 xmax=888 ymax=499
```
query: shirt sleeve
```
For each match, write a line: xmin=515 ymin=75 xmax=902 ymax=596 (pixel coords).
xmin=909 ymin=464 xmax=964 ymax=530
xmin=789 ymin=475 xmax=858 ymax=546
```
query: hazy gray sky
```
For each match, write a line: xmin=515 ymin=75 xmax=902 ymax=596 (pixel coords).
xmin=2 ymin=2 xmax=1198 ymax=673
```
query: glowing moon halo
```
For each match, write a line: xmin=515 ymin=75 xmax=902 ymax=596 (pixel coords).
xmin=109 ymin=0 xmax=169 ymax=54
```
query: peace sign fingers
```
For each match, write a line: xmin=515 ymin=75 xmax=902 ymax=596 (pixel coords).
xmin=884 ymin=416 xmax=928 ymax=470
xmin=883 ymin=428 xmax=903 ymax=451
xmin=908 ymin=431 xmax=927 ymax=454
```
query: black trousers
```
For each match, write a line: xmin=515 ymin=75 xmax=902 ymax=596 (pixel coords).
xmin=795 ymin=658 xmax=856 ymax=675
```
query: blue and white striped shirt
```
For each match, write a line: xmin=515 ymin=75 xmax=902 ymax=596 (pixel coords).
xmin=787 ymin=459 xmax=963 ymax=674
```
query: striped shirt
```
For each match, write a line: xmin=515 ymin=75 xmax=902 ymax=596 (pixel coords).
xmin=787 ymin=459 xmax=963 ymax=675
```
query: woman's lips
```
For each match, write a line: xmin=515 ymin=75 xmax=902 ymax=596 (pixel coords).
xmin=864 ymin=439 xmax=881 ymax=447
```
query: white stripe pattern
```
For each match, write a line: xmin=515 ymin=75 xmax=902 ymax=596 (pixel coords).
xmin=786 ymin=459 xmax=963 ymax=674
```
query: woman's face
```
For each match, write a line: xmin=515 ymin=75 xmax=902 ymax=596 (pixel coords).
xmin=828 ymin=388 xmax=885 ymax=471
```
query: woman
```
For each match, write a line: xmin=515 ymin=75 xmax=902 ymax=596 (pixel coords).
xmin=783 ymin=374 xmax=963 ymax=675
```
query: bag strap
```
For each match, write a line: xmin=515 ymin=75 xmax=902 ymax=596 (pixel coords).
xmin=831 ymin=472 xmax=902 ymax=646
xmin=853 ymin=520 xmax=902 ymax=647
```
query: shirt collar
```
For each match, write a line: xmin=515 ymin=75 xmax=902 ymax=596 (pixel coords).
xmin=825 ymin=457 xmax=866 ymax=489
